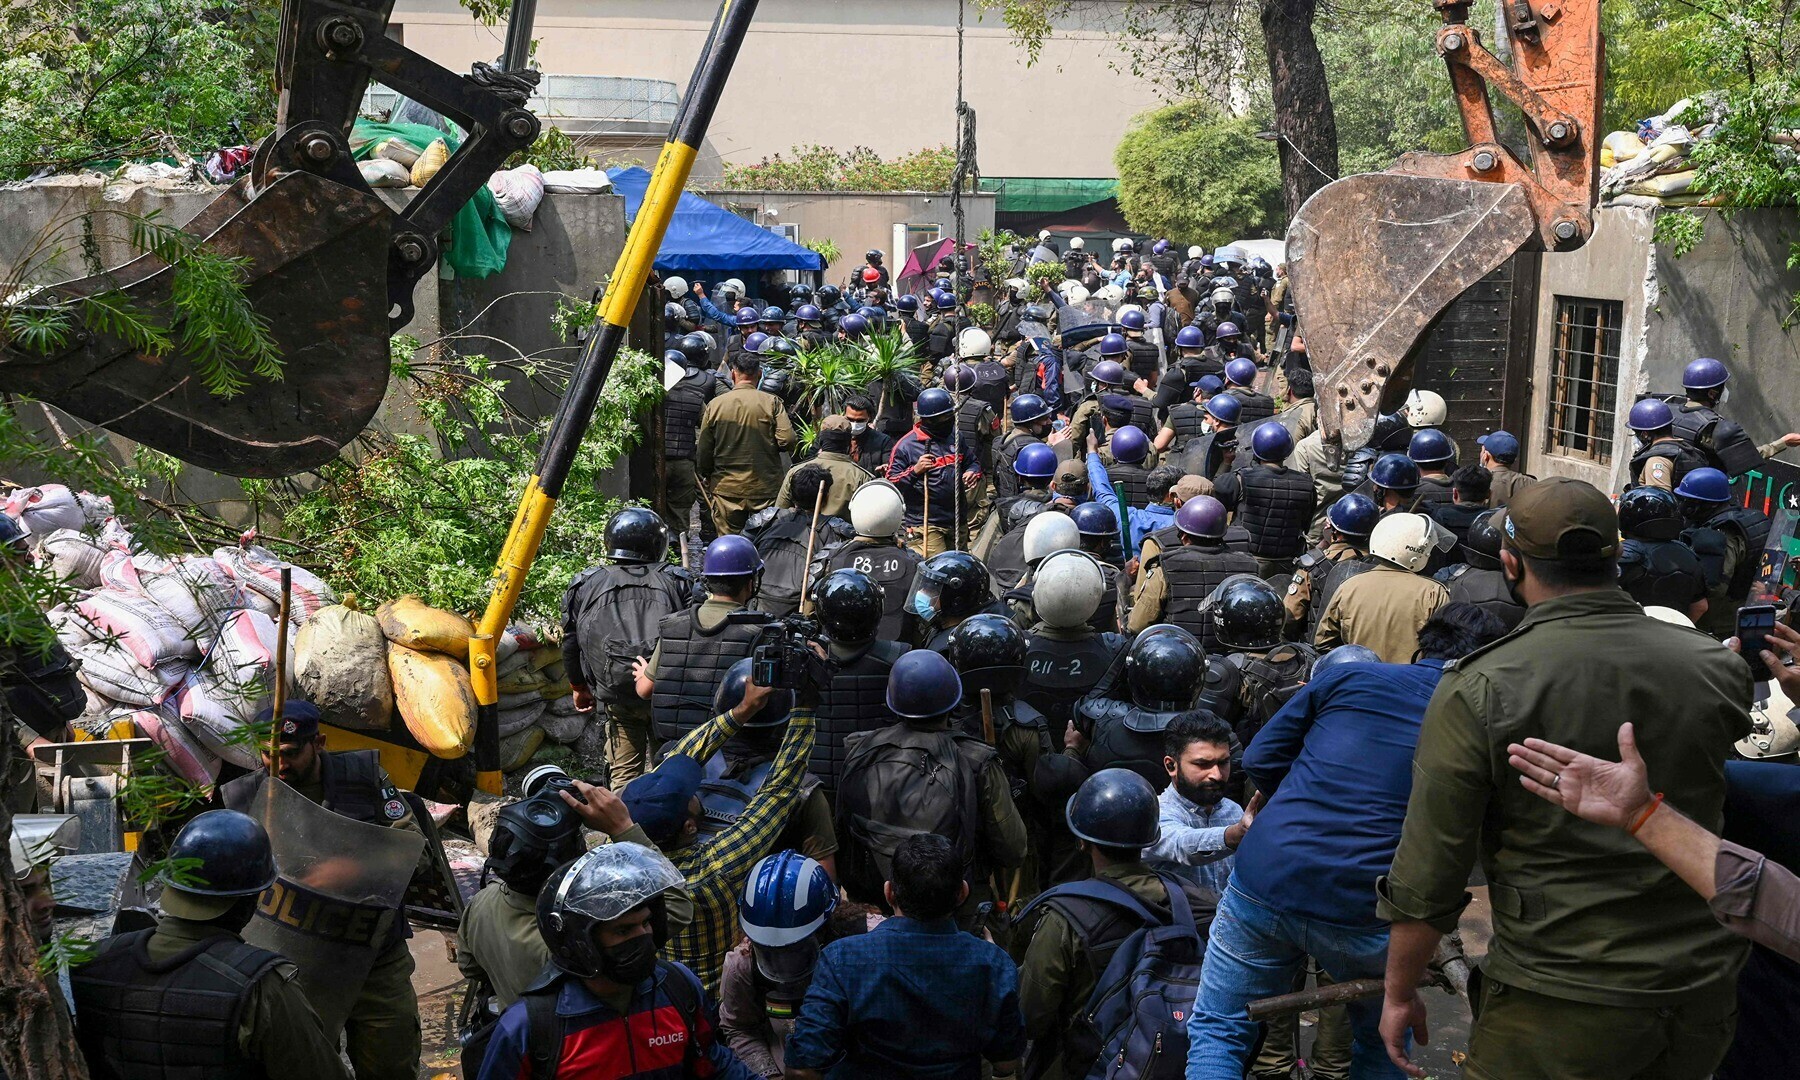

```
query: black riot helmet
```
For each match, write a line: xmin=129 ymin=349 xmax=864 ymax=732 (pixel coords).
xmin=715 ymin=657 xmax=796 ymax=729
xmin=816 ymin=284 xmax=843 ymax=308
xmin=1462 ymin=509 xmax=1505 ymax=569
xmin=1125 ymin=633 xmax=1206 ymax=711
xmin=676 ymin=332 xmax=711 ymax=367
xmin=944 ymin=612 xmax=1028 ymax=699
xmin=605 ymin=507 xmax=671 ymax=563
xmin=1208 ymin=575 xmax=1285 ymax=651
xmin=1066 ymin=768 xmax=1161 ymax=849
xmin=912 ymin=551 xmax=992 ymax=625
xmin=812 ymin=569 xmax=885 ymax=645
xmin=488 ymin=797 xmax=587 ymax=894
xmin=159 ymin=810 xmax=279 ymax=900
xmin=1617 ymin=485 xmax=1685 ymax=542
xmin=537 ymin=847 xmax=683 ymax=979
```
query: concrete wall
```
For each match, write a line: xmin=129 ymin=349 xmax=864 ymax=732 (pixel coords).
xmin=694 ymin=189 xmax=995 ymax=284
xmin=0 ymin=178 xmax=631 ymax=520
xmin=1530 ymin=205 xmax=1800 ymax=491
xmin=388 ymin=0 xmax=1164 ymax=180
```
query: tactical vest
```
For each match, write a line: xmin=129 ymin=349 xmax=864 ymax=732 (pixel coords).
xmin=1144 ymin=523 xmax=1182 ymax=560
xmin=810 ymin=640 xmax=909 ymax=798
xmin=1128 ymin=395 xmax=1158 ymax=438
xmin=1618 ymin=538 xmax=1708 ymax=611
xmin=1705 ymin=506 xmax=1774 ymax=597
xmin=995 ymin=432 xmax=1044 ymax=500
xmin=651 ymin=607 xmax=771 ymax=742
xmin=1412 ymin=476 xmax=1455 ymax=511
xmin=1310 ymin=554 xmax=1374 ymax=641
xmin=1230 ymin=388 xmax=1277 ymax=426
xmin=1629 ymin=437 xmax=1709 ymax=488
xmin=1444 ymin=565 xmax=1527 ymax=633
xmin=71 ymin=929 xmax=283 ymax=1080
xmin=750 ymin=512 xmax=843 ymax=617
xmin=1085 ymin=706 xmax=1178 ymax=788
xmin=1020 ymin=632 xmax=1125 ymax=733
xmin=222 ymin=749 xmax=384 ymax=824
xmin=1165 ymin=403 xmax=1208 ymax=452
xmin=1233 ymin=644 xmax=1317 ymax=746
xmin=1235 ymin=464 xmax=1314 ymax=558
xmin=664 ymin=370 xmax=712 ymax=460
xmin=1157 ymin=543 xmax=1261 ymax=654
xmin=1110 ymin=461 xmax=1152 ymax=511
xmin=825 ymin=540 xmax=920 ymax=642
xmin=972 ymin=362 xmax=1011 ymax=412
xmin=957 ymin=396 xmax=998 ymax=474
xmin=1093 ymin=564 xmax=1126 ymax=634
xmin=1125 ymin=340 xmax=1161 ymax=382
xmin=989 ymin=521 xmax=1033 ymax=591
xmin=1669 ymin=403 xmax=1721 ymax=464
xmin=566 ymin=563 xmax=690 ymax=702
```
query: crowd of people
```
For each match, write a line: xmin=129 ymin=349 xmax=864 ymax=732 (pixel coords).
xmin=11 ymin=236 xmax=1800 ymax=1080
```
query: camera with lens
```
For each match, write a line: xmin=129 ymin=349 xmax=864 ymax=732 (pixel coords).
xmin=515 ymin=764 xmax=589 ymax=831
xmin=751 ymin=614 xmax=825 ymax=690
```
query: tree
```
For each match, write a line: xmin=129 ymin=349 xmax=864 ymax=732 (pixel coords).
xmin=1113 ymin=101 xmax=1283 ymax=245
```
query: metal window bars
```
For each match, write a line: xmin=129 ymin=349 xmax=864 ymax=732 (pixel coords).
xmin=1545 ymin=296 xmax=1622 ymax=463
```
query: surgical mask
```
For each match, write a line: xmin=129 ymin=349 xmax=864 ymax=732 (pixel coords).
xmin=1202 ymin=419 xmax=1216 ymax=434
xmin=1719 ymin=387 xmax=1731 ymax=406
xmin=850 ymin=421 xmax=869 ymax=435
xmin=598 ymin=932 xmax=658 ymax=986
xmin=910 ymin=589 xmax=939 ymax=623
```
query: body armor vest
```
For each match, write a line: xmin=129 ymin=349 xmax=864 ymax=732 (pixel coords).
xmin=1618 ymin=538 xmax=1708 ymax=611
xmin=1158 ymin=543 xmax=1261 ymax=654
xmin=1082 ymin=701 xmax=1179 ymax=789
xmin=71 ymin=929 xmax=283 ymax=1080
xmin=1020 ymin=632 xmax=1125 ymax=735
xmin=663 ymin=371 xmax=712 ymax=460
xmin=1230 ymin=388 xmax=1277 ymax=426
xmin=1310 ymin=554 xmax=1374 ymax=641
xmin=995 ymin=433 xmax=1045 ymax=501
xmin=1629 ymin=437 xmax=1710 ymax=488
xmin=957 ymin=396 xmax=998 ymax=474
xmin=824 ymin=540 xmax=921 ymax=642
xmin=1444 ymin=565 xmax=1527 ymax=632
xmin=1125 ymin=340 xmax=1161 ymax=382
xmin=1166 ymin=403 xmax=1208 ymax=452
xmin=1109 ymin=461 xmax=1152 ymax=511
xmin=1669 ymin=403 xmax=1721 ymax=463
xmin=222 ymin=749 xmax=384 ymax=824
xmin=1236 ymin=464 xmax=1315 ymax=558
xmin=651 ymin=607 xmax=771 ymax=741
xmin=810 ymin=640 xmax=909 ymax=798
xmin=1705 ymin=507 xmax=1774 ymax=597
xmin=1412 ymin=476 xmax=1455 ymax=511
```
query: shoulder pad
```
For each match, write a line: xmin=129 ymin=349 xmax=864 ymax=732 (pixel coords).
xmin=743 ymin=505 xmax=780 ymax=534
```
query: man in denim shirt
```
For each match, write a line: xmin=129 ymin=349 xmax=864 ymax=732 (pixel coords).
xmin=1144 ymin=712 xmax=1248 ymax=903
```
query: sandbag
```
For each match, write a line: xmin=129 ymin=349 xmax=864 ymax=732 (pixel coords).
xmin=388 ymin=644 xmax=476 ymax=758
xmin=74 ymin=641 xmax=185 ymax=707
xmin=359 ymin=158 xmax=412 ymax=188
xmin=527 ymin=647 xmax=561 ymax=672
xmin=76 ymin=491 xmax=115 ymax=528
xmin=295 ymin=603 xmax=393 ymax=731
xmin=541 ymin=168 xmax=613 ymax=194
xmin=545 ymin=695 xmax=581 ymax=717
xmin=47 ymin=603 xmax=96 ymax=647
xmin=498 ymin=687 xmax=548 ymax=710
xmin=129 ymin=707 xmax=221 ymax=788
xmin=376 ymin=595 xmax=473 ymax=658
xmin=5 ymin=484 xmax=85 ymax=542
xmin=40 ymin=529 xmax=107 ymax=588
xmin=497 ymin=668 xmax=549 ymax=695
xmin=174 ymin=672 xmax=263 ymax=769
xmin=1627 ymin=169 xmax=1696 ymax=197
xmin=411 ymin=138 xmax=449 ymax=187
xmin=487 ymin=164 xmax=545 ymax=231
xmin=537 ymin=708 xmax=586 ymax=745
xmin=126 ymin=554 xmax=246 ymax=637
xmin=497 ymin=699 xmax=545 ymax=737
xmin=75 ymin=592 xmax=197 ymax=666
xmin=498 ymin=726 xmax=544 ymax=772
xmin=1601 ymin=130 xmax=1645 ymax=167
xmin=205 ymin=609 xmax=294 ymax=695
xmin=372 ymin=137 xmax=421 ymax=167
xmin=212 ymin=544 xmax=335 ymax=618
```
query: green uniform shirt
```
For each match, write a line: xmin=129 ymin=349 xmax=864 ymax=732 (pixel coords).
xmin=696 ymin=386 xmax=796 ymax=503
xmin=1377 ymin=589 xmax=1752 ymax=1006
xmin=145 ymin=918 xmax=351 ymax=1080
xmin=456 ymin=882 xmax=549 ymax=1010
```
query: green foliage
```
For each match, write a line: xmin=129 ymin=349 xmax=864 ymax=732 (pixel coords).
xmin=0 ymin=0 xmax=277 ymax=176
xmin=802 ymin=237 xmax=842 ymax=266
xmin=277 ymin=335 xmax=664 ymax=625
xmin=1316 ymin=5 xmax=1469 ymax=176
xmin=966 ymin=302 xmax=997 ymax=329
xmin=1652 ymin=210 xmax=1706 ymax=257
xmin=975 ymin=229 xmax=1028 ymax=285
xmin=1601 ymin=0 xmax=1714 ymax=135
xmin=459 ymin=0 xmax=513 ymax=26
xmin=506 ymin=127 xmax=591 ymax=172
xmin=1113 ymin=101 xmax=1284 ymax=247
xmin=719 ymin=145 xmax=962 ymax=192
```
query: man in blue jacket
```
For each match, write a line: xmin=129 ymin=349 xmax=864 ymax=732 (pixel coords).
xmin=1184 ymin=604 xmax=1507 ymax=1080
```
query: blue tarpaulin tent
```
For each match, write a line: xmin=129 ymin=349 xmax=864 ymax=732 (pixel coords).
xmin=605 ymin=167 xmax=824 ymax=273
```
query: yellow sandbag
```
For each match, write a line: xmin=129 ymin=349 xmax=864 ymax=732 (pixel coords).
xmin=388 ymin=644 xmax=475 ymax=758
xmin=498 ymin=726 xmax=545 ymax=771
xmin=376 ymin=595 xmax=473 ymax=659
xmin=373 ymin=138 xmax=421 ymax=167
xmin=1601 ymin=130 xmax=1645 ymax=168
xmin=1627 ymin=169 xmax=1696 ymax=197
xmin=411 ymin=138 xmax=449 ymax=187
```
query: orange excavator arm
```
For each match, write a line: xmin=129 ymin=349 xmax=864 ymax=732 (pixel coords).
xmin=1287 ymin=0 xmax=1603 ymax=447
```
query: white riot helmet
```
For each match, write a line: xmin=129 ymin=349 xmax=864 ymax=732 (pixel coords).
xmin=1115 ymin=303 xmax=1145 ymax=325
xmin=957 ymin=327 xmax=993 ymax=360
xmin=1039 ymin=230 xmax=1053 ymax=241
xmin=1403 ymin=389 xmax=1448 ymax=428
xmin=1070 ymin=237 xmax=1086 ymax=251
xmin=662 ymin=276 xmax=689 ymax=296
xmin=1022 ymin=512 xmax=1080 ymax=565
xmin=1369 ymin=513 xmax=1455 ymax=574
xmin=1210 ymin=286 xmax=1235 ymax=306
xmin=1738 ymin=677 xmax=1800 ymax=760
xmin=1094 ymin=284 xmax=1127 ymax=306
xmin=1111 ymin=237 xmax=1128 ymax=254
xmin=848 ymin=481 xmax=905 ymax=539
xmin=720 ymin=277 xmax=747 ymax=300
xmin=1187 ymin=246 xmax=1204 ymax=259
xmin=1060 ymin=282 xmax=1091 ymax=304
xmin=1032 ymin=550 xmax=1106 ymax=629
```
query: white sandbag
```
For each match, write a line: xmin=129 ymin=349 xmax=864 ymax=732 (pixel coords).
xmin=73 ymin=641 xmax=187 ymax=707
xmin=134 ymin=555 xmax=245 ymax=637
xmin=75 ymin=491 xmax=115 ymax=528
xmin=212 ymin=544 xmax=335 ymax=618
xmin=359 ymin=158 xmax=413 ymax=188
xmin=239 ymin=590 xmax=281 ymax=618
xmin=487 ymin=164 xmax=546 ymax=230
xmin=174 ymin=672 xmax=263 ymax=769
xmin=204 ymin=608 xmax=295 ymax=698
xmin=497 ymin=699 xmax=546 ymax=737
xmin=127 ymin=706 xmax=221 ymax=787
xmin=98 ymin=517 xmax=136 ymax=551
xmin=541 ymin=168 xmax=612 ymax=194
xmin=294 ymin=603 xmax=393 ymax=730
xmin=75 ymin=591 xmax=197 ymax=666
xmin=47 ymin=602 xmax=97 ymax=646
xmin=1627 ymin=169 xmax=1696 ymax=197
xmin=5 ymin=484 xmax=85 ymax=543
xmin=40 ymin=529 xmax=107 ymax=587
xmin=537 ymin=708 xmax=586 ymax=745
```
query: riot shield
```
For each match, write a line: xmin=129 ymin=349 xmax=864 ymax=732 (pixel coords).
xmin=242 ymin=778 xmax=424 ymax=1037
xmin=1749 ymin=495 xmax=1799 ymax=605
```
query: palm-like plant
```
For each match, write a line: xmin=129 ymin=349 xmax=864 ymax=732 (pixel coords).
xmin=862 ymin=330 xmax=923 ymax=427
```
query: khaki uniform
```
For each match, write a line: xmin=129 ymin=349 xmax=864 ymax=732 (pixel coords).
xmin=1313 ymin=564 xmax=1447 ymax=663
xmin=696 ymin=386 xmax=796 ymax=533
xmin=1126 ymin=557 xmax=1175 ymax=633
xmin=605 ymin=696 xmax=653 ymax=786
xmin=1281 ymin=539 xmax=1361 ymax=629
xmin=1377 ymin=589 xmax=1752 ymax=1079
xmin=775 ymin=450 xmax=870 ymax=519
xmin=1487 ymin=464 xmax=1537 ymax=507
xmin=1290 ymin=430 xmax=1342 ymax=543
xmin=144 ymin=917 xmax=352 ymax=1080
xmin=456 ymin=882 xmax=549 ymax=1011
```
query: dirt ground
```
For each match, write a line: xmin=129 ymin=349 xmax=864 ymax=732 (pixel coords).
xmin=410 ymin=889 xmax=1492 ymax=1079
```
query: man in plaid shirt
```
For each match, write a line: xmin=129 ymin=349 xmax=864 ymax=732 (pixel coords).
xmin=621 ymin=678 xmax=817 ymax=995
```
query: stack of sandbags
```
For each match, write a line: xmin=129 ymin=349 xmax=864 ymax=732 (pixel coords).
xmin=378 ymin=596 xmax=477 ymax=758
xmin=175 ymin=609 xmax=297 ymax=768
xmin=1601 ymin=97 xmax=1726 ymax=209
xmin=4 ymin=484 xmax=88 ymax=546
xmin=294 ymin=598 xmax=393 ymax=731
xmin=213 ymin=542 xmax=335 ymax=621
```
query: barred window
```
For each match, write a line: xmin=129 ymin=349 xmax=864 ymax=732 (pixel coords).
xmin=1546 ymin=297 xmax=1622 ymax=463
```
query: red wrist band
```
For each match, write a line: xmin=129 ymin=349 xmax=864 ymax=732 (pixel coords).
xmin=1628 ymin=793 xmax=1665 ymax=835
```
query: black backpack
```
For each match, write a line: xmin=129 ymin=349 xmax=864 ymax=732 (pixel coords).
xmin=747 ymin=510 xmax=852 ymax=616
xmin=835 ymin=725 xmax=987 ymax=901
xmin=566 ymin=564 xmax=688 ymax=698
xmin=463 ymin=961 xmax=701 ymax=1079
xmin=1233 ymin=642 xmax=1318 ymax=746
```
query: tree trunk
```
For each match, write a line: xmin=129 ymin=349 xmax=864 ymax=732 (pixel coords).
xmin=1261 ymin=0 xmax=1340 ymax=219
xmin=0 ymin=711 xmax=91 ymax=1080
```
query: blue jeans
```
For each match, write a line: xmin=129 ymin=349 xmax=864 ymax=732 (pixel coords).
xmin=1186 ymin=884 xmax=1406 ymax=1080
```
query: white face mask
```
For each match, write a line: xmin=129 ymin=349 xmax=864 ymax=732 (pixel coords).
xmin=1202 ymin=419 xmax=1216 ymax=434
xmin=850 ymin=421 xmax=869 ymax=435
xmin=1718 ymin=387 xmax=1731 ymax=406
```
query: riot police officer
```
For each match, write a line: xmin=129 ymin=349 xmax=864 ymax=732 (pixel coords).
xmin=1365 ymin=452 xmax=1423 ymax=515
xmin=946 ymin=357 xmax=1002 ymax=481
xmin=640 ymin=535 xmax=773 ymax=743
xmin=458 ymin=789 xmax=586 ymax=1009
xmin=1214 ymin=420 xmax=1316 ymax=577
xmin=72 ymin=811 xmax=350 ymax=1080
xmin=1177 ymin=393 xmax=1244 ymax=481
xmin=1438 ymin=509 xmax=1527 ymax=632
xmin=1616 ymin=486 xmax=1709 ymax=621
xmin=1668 ymin=356 xmax=1800 ymax=477
xmin=909 ymin=550 xmax=1000 ymax=651
xmin=822 ymin=482 xmax=922 ymax=642
xmin=1129 ymin=496 xmax=1261 ymax=652
xmin=995 ymin=501 xmax=1079 ymax=599
xmin=1020 ymin=551 xmax=1129 ymax=747
xmin=563 ymin=507 xmax=693 ymax=785
xmin=1070 ymin=355 xmax=1155 ymax=449
xmin=664 ymin=345 xmax=726 ymax=542
xmin=1106 ymin=425 xmax=1155 ymax=508
xmin=1194 ymin=576 xmax=1315 ymax=753
xmin=699 ymin=658 xmax=837 ymax=871
xmin=1626 ymin=398 xmax=1709 ymax=492
xmin=1068 ymin=501 xmax=1128 ymax=630
xmin=1071 ymin=631 xmax=1207 ymax=787
xmin=997 ymin=417 xmax=1059 ymax=510
xmin=1156 ymin=364 xmax=1215 ymax=457
xmin=1223 ymin=357 xmax=1275 ymax=427
xmin=1676 ymin=466 xmax=1771 ymax=638
xmin=808 ymin=569 xmax=909 ymax=800
xmin=1117 ymin=307 xmax=1162 ymax=385
xmin=1408 ymin=429 xmax=1458 ymax=510
xmin=1284 ymin=493 xmax=1379 ymax=642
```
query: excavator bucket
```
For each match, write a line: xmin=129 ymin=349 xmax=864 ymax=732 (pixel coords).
xmin=1285 ymin=172 xmax=1535 ymax=449
xmin=0 ymin=172 xmax=393 ymax=477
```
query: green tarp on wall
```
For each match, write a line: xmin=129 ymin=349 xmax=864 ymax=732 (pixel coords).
xmin=978 ymin=177 xmax=1119 ymax=215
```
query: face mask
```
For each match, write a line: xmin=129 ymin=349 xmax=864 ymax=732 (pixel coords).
xmin=1202 ymin=419 xmax=1216 ymax=434
xmin=1176 ymin=776 xmax=1226 ymax=807
xmin=598 ymin=932 xmax=658 ymax=986
xmin=922 ymin=417 xmax=953 ymax=440
xmin=1719 ymin=387 xmax=1731 ymax=406
xmin=910 ymin=591 xmax=939 ymax=623
xmin=850 ymin=421 xmax=869 ymax=435
xmin=1502 ymin=563 xmax=1528 ymax=608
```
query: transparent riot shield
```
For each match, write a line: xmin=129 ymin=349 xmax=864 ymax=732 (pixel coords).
xmin=242 ymin=778 xmax=424 ymax=1037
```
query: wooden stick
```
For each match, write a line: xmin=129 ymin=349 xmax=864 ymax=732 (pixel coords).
xmin=797 ymin=477 xmax=828 ymax=615
xmin=921 ymin=467 xmax=932 ymax=560
xmin=269 ymin=567 xmax=291 ymax=768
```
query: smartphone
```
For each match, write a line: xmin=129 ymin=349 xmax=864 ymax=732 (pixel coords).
xmin=1737 ymin=603 xmax=1778 ymax=682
